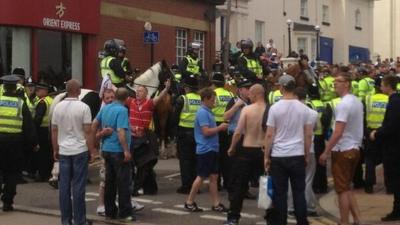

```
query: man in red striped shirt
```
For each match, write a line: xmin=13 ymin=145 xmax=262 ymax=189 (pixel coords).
xmin=126 ymin=80 xmax=170 ymax=195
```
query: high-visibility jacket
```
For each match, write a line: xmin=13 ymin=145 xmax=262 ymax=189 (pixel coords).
xmin=121 ymin=57 xmax=130 ymax=73
xmin=268 ymin=90 xmax=282 ymax=105
xmin=185 ymin=56 xmax=200 ymax=75
xmin=328 ymin=97 xmax=341 ymax=128
xmin=397 ymin=83 xmax=400 ymax=92
xmin=243 ymin=56 xmax=263 ymax=77
xmin=319 ymin=76 xmax=336 ymax=102
xmin=351 ymin=80 xmax=359 ymax=97
xmin=308 ymin=99 xmax=324 ymax=135
xmin=100 ymin=56 xmax=123 ymax=84
xmin=212 ymin=87 xmax=233 ymax=122
xmin=358 ymin=77 xmax=375 ymax=101
xmin=179 ymin=93 xmax=201 ymax=128
xmin=36 ymin=96 xmax=53 ymax=127
xmin=0 ymin=95 xmax=23 ymax=133
xmin=365 ymin=93 xmax=388 ymax=129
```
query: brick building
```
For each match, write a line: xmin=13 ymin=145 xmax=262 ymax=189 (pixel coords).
xmin=0 ymin=0 xmax=224 ymax=89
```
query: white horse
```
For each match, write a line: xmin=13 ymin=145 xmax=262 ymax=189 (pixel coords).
xmin=127 ymin=62 xmax=163 ymax=98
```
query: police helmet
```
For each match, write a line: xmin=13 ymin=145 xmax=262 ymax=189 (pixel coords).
xmin=211 ymin=72 xmax=225 ymax=84
xmin=114 ymin=39 xmax=127 ymax=52
xmin=25 ymin=76 xmax=35 ymax=87
xmin=241 ymin=39 xmax=254 ymax=50
xmin=183 ymin=74 xmax=199 ymax=89
xmin=375 ymin=74 xmax=384 ymax=88
xmin=104 ymin=39 xmax=119 ymax=56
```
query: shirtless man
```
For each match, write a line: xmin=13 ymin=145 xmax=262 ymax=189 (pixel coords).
xmin=224 ymin=84 xmax=266 ymax=225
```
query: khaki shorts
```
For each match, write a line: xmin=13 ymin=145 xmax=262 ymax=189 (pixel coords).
xmin=331 ymin=149 xmax=360 ymax=193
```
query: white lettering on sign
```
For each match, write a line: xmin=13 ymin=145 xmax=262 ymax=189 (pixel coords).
xmin=42 ymin=17 xmax=80 ymax=31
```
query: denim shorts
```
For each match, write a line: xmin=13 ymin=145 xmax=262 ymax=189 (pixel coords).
xmin=196 ymin=151 xmax=219 ymax=178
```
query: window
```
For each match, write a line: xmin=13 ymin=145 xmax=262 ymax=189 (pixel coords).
xmin=176 ymin=28 xmax=187 ymax=65
xmin=300 ymin=0 xmax=308 ymax=17
xmin=311 ymin=38 xmax=316 ymax=59
xmin=0 ymin=27 xmax=12 ymax=75
xmin=37 ymin=29 xmax=72 ymax=90
xmin=297 ymin=37 xmax=308 ymax=55
xmin=194 ymin=31 xmax=205 ymax=67
xmin=322 ymin=5 xmax=329 ymax=23
xmin=355 ymin=9 xmax=361 ymax=29
xmin=255 ymin=20 xmax=265 ymax=44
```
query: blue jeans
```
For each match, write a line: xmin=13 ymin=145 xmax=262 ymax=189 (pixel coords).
xmin=271 ymin=156 xmax=309 ymax=225
xmin=59 ymin=151 xmax=89 ymax=225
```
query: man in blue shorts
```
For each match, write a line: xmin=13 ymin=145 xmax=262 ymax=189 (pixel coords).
xmin=184 ymin=87 xmax=229 ymax=212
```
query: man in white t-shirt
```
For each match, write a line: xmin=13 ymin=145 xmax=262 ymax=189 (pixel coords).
xmin=320 ymin=72 xmax=363 ymax=225
xmin=264 ymin=75 xmax=313 ymax=225
xmin=51 ymin=79 xmax=95 ymax=225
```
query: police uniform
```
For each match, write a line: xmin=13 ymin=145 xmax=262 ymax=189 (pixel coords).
xmin=364 ymin=92 xmax=388 ymax=192
xmin=174 ymin=75 xmax=201 ymax=194
xmin=267 ymin=89 xmax=283 ymax=105
xmin=33 ymin=83 xmax=53 ymax=181
xmin=211 ymin=73 xmax=234 ymax=189
xmin=100 ymin=40 xmax=126 ymax=87
xmin=0 ymin=75 xmax=37 ymax=211
xmin=358 ymin=77 xmax=375 ymax=102
xmin=237 ymin=53 xmax=263 ymax=82
xmin=179 ymin=51 xmax=204 ymax=81
xmin=319 ymin=75 xmax=336 ymax=104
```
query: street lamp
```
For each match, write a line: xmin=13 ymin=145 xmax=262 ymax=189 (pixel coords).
xmin=315 ymin=25 xmax=320 ymax=61
xmin=144 ymin=22 xmax=154 ymax=66
xmin=286 ymin=19 xmax=293 ymax=57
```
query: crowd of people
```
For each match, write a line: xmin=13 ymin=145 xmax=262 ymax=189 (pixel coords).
xmin=0 ymin=36 xmax=400 ymax=225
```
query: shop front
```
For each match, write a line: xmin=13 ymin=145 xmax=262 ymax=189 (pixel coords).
xmin=0 ymin=0 xmax=100 ymax=89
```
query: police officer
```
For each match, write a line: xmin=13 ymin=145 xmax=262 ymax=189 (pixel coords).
xmin=100 ymin=39 xmax=126 ymax=88
xmin=268 ymin=86 xmax=283 ymax=105
xmin=179 ymin=42 xmax=204 ymax=81
xmin=33 ymin=82 xmax=53 ymax=181
xmin=358 ymin=67 xmax=376 ymax=102
xmin=114 ymin=39 xmax=133 ymax=77
xmin=174 ymin=75 xmax=201 ymax=194
xmin=211 ymin=72 xmax=234 ymax=190
xmin=364 ymin=76 xmax=388 ymax=193
xmin=237 ymin=39 xmax=264 ymax=82
xmin=319 ymin=67 xmax=336 ymax=105
xmin=0 ymin=75 xmax=37 ymax=211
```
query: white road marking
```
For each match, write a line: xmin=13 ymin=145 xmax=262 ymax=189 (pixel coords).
xmin=134 ymin=198 xmax=163 ymax=205
xmin=86 ymin=192 xmax=100 ymax=197
xmin=311 ymin=217 xmax=336 ymax=225
xmin=164 ymin=172 xmax=181 ymax=179
xmin=152 ymin=208 xmax=189 ymax=215
xmin=200 ymin=215 xmax=226 ymax=221
xmin=240 ymin=212 xmax=260 ymax=218
xmin=85 ymin=198 xmax=96 ymax=202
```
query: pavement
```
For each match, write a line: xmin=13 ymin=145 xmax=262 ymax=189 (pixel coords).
xmin=0 ymin=159 xmax=397 ymax=225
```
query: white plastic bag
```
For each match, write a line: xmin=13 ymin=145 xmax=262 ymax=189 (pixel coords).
xmin=258 ymin=175 xmax=273 ymax=209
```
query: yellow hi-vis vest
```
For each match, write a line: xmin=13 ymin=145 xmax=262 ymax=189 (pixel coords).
xmin=100 ymin=56 xmax=123 ymax=85
xmin=268 ymin=90 xmax=283 ymax=105
xmin=309 ymin=99 xmax=324 ymax=135
xmin=351 ymin=80 xmax=359 ymax=97
xmin=358 ymin=77 xmax=375 ymax=101
xmin=185 ymin=56 xmax=200 ymax=75
xmin=37 ymin=96 xmax=53 ymax=127
xmin=397 ymin=83 xmax=400 ymax=92
xmin=179 ymin=93 xmax=201 ymax=128
xmin=366 ymin=93 xmax=388 ymax=129
xmin=328 ymin=97 xmax=341 ymax=128
xmin=0 ymin=95 xmax=23 ymax=133
xmin=212 ymin=87 xmax=233 ymax=122
xmin=319 ymin=76 xmax=336 ymax=102
xmin=243 ymin=56 xmax=263 ymax=77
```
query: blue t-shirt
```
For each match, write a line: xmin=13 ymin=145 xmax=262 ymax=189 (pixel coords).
xmin=95 ymin=101 xmax=131 ymax=152
xmin=194 ymin=105 xmax=219 ymax=154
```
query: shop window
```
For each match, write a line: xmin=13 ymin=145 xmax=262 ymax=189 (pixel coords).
xmin=0 ymin=27 xmax=12 ymax=76
xmin=37 ymin=30 xmax=72 ymax=90
xmin=193 ymin=31 xmax=205 ymax=67
xmin=176 ymin=28 xmax=188 ymax=65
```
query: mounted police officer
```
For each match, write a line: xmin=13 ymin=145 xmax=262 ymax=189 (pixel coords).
xmin=100 ymin=39 xmax=126 ymax=88
xmin=114 ymin=39 xmax=133 ymax=77
xmin=237 ymin=39 xmax=264 ymax=83
xmin=0 ymin=75 xmax=37 ymax=211
xmin=174 ymin=75 xmax=201 ymax=194
xmin=211 ymin=72 xmax=234 ymax=190
xmin=179 ymin=42 xmax=204 ymax=81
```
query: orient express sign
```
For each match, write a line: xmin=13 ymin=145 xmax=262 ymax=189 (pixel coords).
xmin=0 ymin=0 xmax=99 ymax=34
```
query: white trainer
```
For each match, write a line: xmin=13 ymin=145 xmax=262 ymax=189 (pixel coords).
xmin=131 ymin=199 xmax=144 ymax=212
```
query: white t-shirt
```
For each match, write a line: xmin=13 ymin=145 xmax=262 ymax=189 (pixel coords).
xmin=52 ymin=98 xmax=92 ymax=155
xmin=332 ymin=94 xmax=363 ymax=152
xmin=307 ymin=107 xmax=318 ymax=154
xmin=267 ymin=99 xmax=312 ymax=157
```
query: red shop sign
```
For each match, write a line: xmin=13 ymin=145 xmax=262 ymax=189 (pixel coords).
xmin=0 ymin=0 xmax=100 ymax=34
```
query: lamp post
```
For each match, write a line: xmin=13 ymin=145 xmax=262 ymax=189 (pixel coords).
xmin=315 ymin=25 xmax=320 ymax=61
xmin=286 ymin=19 xmax=292 ymax=57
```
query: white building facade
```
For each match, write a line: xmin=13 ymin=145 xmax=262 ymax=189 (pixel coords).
xmin=216 ymin=0 xmax=374 ymax=64
xmin=373 ymin=0 xmax=400 ymax=60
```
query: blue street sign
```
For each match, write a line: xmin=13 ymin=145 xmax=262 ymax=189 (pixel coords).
xmin=144 ymin=31 xmax=159 ymax=44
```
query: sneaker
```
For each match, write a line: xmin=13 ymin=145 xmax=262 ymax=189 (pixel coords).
xmin=131 ymin=199 xmax=145 ymax=212
xmin=2 ymin=203 xmax=14 ymax=212
xmin=224 ymin=219 xmax=239 ymax=225
xmin=184 ymin=202 xmax=203 ymax=212
xmin=211 ymin=203 xmax=228 ymax=213
xmin=48 ymin=179 xmax=58 ymax=189
xmin=119 ymin=215 xmax=136 ymax=222
xmin=96 ymin=205 xmax=105 ymax=216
